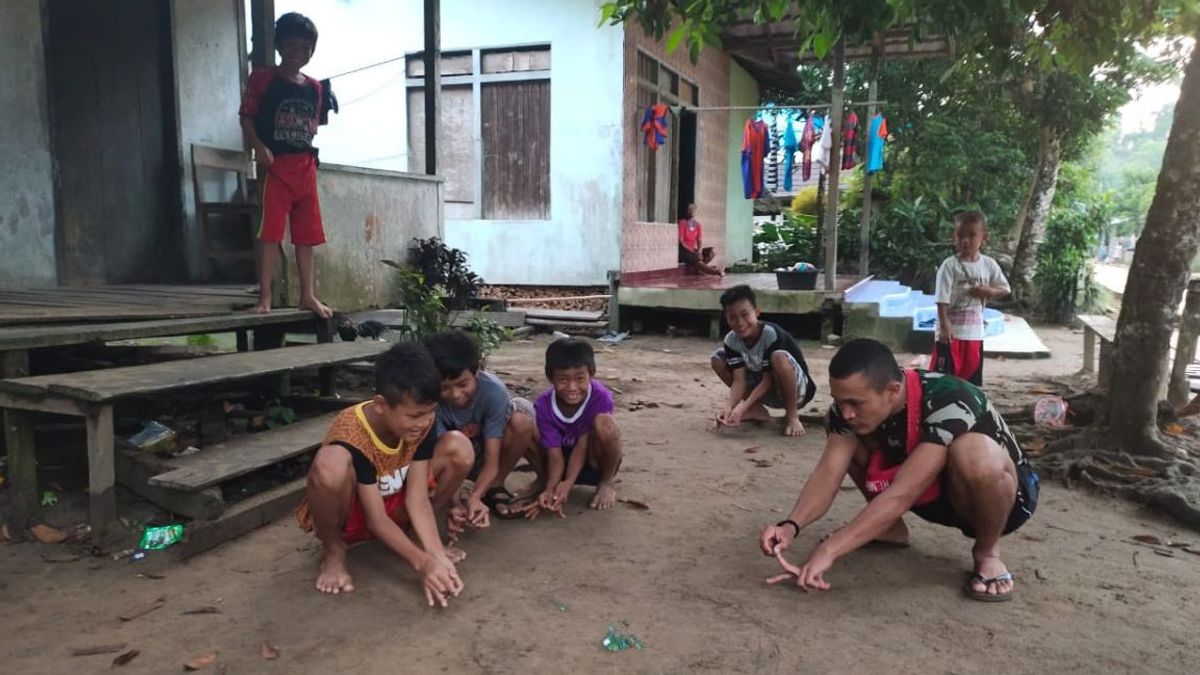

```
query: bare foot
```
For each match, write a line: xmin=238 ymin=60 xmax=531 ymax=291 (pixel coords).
xmin=299 ymin=295 xmax=333 ymax=319
xmin=444 ymin=545 xmax=467 ymax=564
xmin=315 ymin=547 xmax=355 ymax=594
xmin=589 ymin=482 xmax=617 ymax=510
xmin=970 ymin=549 xmax=1014 ymax=598
xmin=253 ymin=297 xmax=272 ymax=314
xmin=743 ymin=404 xmax=771 ymax=422
xmin=783 ymin=415 xmax=806 ymax=437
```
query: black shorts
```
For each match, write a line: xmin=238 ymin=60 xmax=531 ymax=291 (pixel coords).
xmin=561 ymin=444 xmax=603 ymax=486
xmin=679 ymin=244 xmax=700 ymax=265
xmin=911 ymin=461 xmax=1039 ymax=537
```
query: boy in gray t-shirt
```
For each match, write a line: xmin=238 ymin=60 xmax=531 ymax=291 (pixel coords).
xmin=424 ymin=331 xmax=536 ymax=525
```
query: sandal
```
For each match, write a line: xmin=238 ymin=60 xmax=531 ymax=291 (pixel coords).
xmin=964 ymin=571 xmax=1014 ymax=602
xmin=482 ymin=486 xmax=529 ymax=520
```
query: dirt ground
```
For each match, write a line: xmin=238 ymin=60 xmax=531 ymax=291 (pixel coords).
xmin=3 ymin=326 xmax=1200 ymax=674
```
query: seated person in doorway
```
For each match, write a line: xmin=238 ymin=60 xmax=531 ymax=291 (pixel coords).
xmin=296 ymin=343 xmax=474 ymax=607
xmin=759 ymin=338 xmax=1039 ymax=602
xmin=522 ymin=338 xmax=624 ymax=518
xmin=711 ymin=284 xmax=816 ymax=437
xmin=423 ymin=330 xmax=538 ymax=522
xmin=679 ymin=203 xmax=724 ymax=276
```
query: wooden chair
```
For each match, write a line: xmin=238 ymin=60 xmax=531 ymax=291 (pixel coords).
xmin=191 ymin=145 xmax=258 ymax=281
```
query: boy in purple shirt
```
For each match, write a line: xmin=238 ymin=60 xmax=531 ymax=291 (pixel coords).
xmin=524 ymin=338 xmax=623 ymax=517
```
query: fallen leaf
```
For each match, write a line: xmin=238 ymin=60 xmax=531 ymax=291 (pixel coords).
xmin=1153 ymin=549 xmax=1175 ymax=558
xmin=743 ymin=446 xmax=761 ymax=454
xmin=112 ymin=650 xmax=140 ymax=667
xmin=119 ymin=596 xmax=165 ymax=622
xmin=644 ymin=440 xmax=668 ymax=446
xmin=1163 ymin=423 xmax=1185 ymax=436
xmin=41 ymin=552 xmax=81 ymax=563
xmin=750 ymin=458 xmax=774 ymax=468
xmin=260 ymin=642 xmax=280 ymax=661
xmin=184 ymin=652 xmax=217 ymax=671
xmin=1026 ymin=438 xmax=1047 ymax=455
xmin=30 ymin=523 xmax=67 ymax=544
xmin=1022 ymin=534 xmax=1048 ymax=543
xmin=632 ymin=377 xmax=645 ymax=383
xmin=1132 ymin=534 xmax=1165 ymax=546
xmin=609 ymin=386 xmax=625 ymax=395
xmin=1 ymin=523 xmax=11 ymax=543
xmin=69 ymin=643 xmax=127 ymax=656
xmin=137 ymin=572 xmax=166 ymax=580
xmin=618 ymin=498 xmax=650 ymax=511
xmin=182 ymin=606 xmax=222 ymax=615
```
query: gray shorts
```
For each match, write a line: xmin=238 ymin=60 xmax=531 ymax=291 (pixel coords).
xmin=468 ymin=396 xmax=534 ymax=479
xmin=713 ymin=348 xmax=814 ymax=409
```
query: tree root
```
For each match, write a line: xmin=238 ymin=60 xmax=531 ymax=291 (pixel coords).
xmin=1036 ymin=431 xmax=1200 ymax=532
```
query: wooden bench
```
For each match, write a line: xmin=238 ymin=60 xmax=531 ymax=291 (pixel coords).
xmin=1077 ymin=314 xmax=1116 ymax=387
xmin=0 ymin=340 xmax=390 ymax=536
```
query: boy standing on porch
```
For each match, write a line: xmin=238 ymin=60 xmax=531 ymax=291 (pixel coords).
xmin=239 ymin=12 xmax=333 ymax=319
xmin=931 ymin=211 xmax=1010 ymax=385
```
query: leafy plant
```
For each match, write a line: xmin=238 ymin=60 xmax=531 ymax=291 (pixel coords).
xmin=407 ymin=237 xmax=482 ymax=310
xmin=467 ymin=314 xmax=513 ymax=364
xmin=383 ymin=262 xmax=449 ymax=341
xmin=265 ymin=400 xmax=296 ymax=428
xmin=1032 ymin=162 xmax=1107 ymax=322
xmin=753 ymin=211 xmax=820 ymax=270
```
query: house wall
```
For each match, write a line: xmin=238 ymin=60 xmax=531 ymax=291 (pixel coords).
xmin=0 ymin=0 xmax=57 ymax=288
xmin=620 ymin=24 xmax=731 ymax=274
xmin=296 ymin=165 xmax=443 ymax=311
xmin=172 ymin=0 xmax=247 ymax=280
xmin=725 ymin=61 xmax=758 ymax=265
xmin=276 ymin=0 xmax=626 ymax=286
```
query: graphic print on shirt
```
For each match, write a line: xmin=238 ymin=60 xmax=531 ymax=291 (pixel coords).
xmin=274 ymin=97 xmax=318 ymax=147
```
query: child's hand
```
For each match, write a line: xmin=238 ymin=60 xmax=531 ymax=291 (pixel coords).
xmin=417 ymin=553 xmax=463 ymax=608
xmin=524 ymin=490 xmax=564 ymax=520
xmin=723 ymin=403 xmax=745 ymax=427
xmin=466 ymin=496 xmax=490 ymax=528
xmin=447 ymin=503 xmax=469 ymax=541
xmin=254 ymin=143 xmax=275 ymax=169
xmin=551 ymin=481 xmax=573 ymax=511
xmin=968 ymin=284 xmax=990 ymax=299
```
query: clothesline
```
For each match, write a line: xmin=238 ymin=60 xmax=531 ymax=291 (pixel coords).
xmin=670 ymin=101 xmax=887 ymax=113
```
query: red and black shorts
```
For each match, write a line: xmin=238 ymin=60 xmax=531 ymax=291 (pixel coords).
xmin=258 ymin=153 xmax=325 ymax=247
xmin=929 ymin=338 xmax=983 ymax=386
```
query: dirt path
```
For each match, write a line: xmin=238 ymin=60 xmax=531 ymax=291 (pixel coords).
xmin=3 ymin=330 xmax=1199 ymax=673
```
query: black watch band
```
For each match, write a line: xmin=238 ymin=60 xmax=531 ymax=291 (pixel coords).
xmin=775 ymin=519 xmax=800 ymax=538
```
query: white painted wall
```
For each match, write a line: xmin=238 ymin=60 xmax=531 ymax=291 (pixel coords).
xmin=0 ymin=0 xmax=57 ymax=287
xmin=172 ymin=0 xmax=248 ymax=280
xmin=275 ymin=0 xmax=626 ymax=285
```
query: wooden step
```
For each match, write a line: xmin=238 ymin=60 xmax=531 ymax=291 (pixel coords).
xmin=175 ymin=476 xmax=308 ymax=559
xmin=0 ymin=340 xmax=390 ymax=402
xmin=147 ymin=412 xmax=337 ymax=491
xmin=524 ymin=308 xmax=604 ymax=322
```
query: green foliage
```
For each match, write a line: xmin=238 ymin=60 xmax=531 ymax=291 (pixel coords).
xmin=754 ymin=212 xmax=820 ymax=270
xmin=384 ymin=263 xmax=449 ymax=341
xmin=186 ymin=334 xmax=215 ymax=347
xmin=407 ymin=237 xmax=482 ymax=310
xmin=265 ymin=400 xmax=296 ymax=428
xmin=466 ymin=313 xmax=512 ymax=360
xmin=790 ymin=186 xmax=820 ymax=216
xmin=866 ymin=195 xmax=952 ymax=290
xmin=1032 ymin=163 xmax=1108 ymax=322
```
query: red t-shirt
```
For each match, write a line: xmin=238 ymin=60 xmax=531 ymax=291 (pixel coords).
xmin=678 ymin=218 xmax=702 ymax=251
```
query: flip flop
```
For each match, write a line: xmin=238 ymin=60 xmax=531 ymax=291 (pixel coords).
xmin=482 ymin=486 xmax=530 ymax=520
xmin=964 ymin=571 xmax=1014 ymax=602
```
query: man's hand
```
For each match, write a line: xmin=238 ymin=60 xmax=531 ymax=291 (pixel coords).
xmin=416 ymin=552 xmax=463 ymax=608
xmin=767 ymin=545 xmax=835 ymax=592
xmin=254 ymin=143 xmax=275 ymax=169
xmin=466 ymin=496 xmax=490 ymax=529
xmin=760 ymin=523 xmax=797 ymax=556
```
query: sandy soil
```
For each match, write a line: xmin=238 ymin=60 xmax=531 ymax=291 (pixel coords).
xmin=3 ymin=328 xmax=1199 ymax=674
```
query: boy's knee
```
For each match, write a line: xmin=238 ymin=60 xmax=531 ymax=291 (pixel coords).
xmin=508 ymin=410 xmax=535 ymax=438
xmin=309 ymin=445 xmax=352 ymax=490
xmin=593 ymin=413 xmax=620 ymax=441
xmin=770 ymin=350 xmax=795 ymax=370
xmin=437 ymin=430 xmax=474 ymax=470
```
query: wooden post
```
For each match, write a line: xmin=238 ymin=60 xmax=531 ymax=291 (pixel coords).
xmin=423 ymin=0 xmax=441 ymax=176
xmin=4 ymin=409 xmax=37 ymax=526
xmin=1169 ymin=278 xmax=1200 ymax=405
xmin=315 ymin=317 xmax=335 ymax=396
xmin=823 ymin=40 xmax=846 ymax=291
xmin=249 ymin=0 xmax=275 ymax=68
xmin=607 ymin=270 xmax=621 ymax=333
xmin=858 ymin=45 xmax=881 ymax=277
xmin=85 ymin=405 xmax=117 ymax=537
xmin=1082 ymin=327 xmax=1096 ymax=373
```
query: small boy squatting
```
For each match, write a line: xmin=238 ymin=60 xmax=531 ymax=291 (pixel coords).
xmin=712 ymin=284 xmax=817 ymax=437
xmin=524 ymin=338 xmax=624 ymax=518
xmin=424 ymin=330 xmax=538 ymax=524
xmin=296 ymin=343 xmax=473 ymax=607
xmin=931 ymin=210 xmax=1010 ymax=386
xmin=239 ymin=12 xmax=333 ymax=319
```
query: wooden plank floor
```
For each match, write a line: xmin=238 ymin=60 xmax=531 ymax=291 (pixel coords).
xmin=0 ymin=284 xmax=258 ymax=326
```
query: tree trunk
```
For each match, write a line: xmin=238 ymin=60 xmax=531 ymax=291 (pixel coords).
xmin=1010 ymin=127 xmax=1064 ymax=305
xmin=1105 ymin=36 xmax=1200 ymax=455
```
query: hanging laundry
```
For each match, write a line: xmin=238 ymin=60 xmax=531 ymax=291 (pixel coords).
xmin=741 ymin=117 xmax=770 ymax=199
xmin=866 ymin=113 xmax=888 ymax=174
xmin=813 ymin=115 xmax=833 ymax=175
xmin=841 ymin=111 xmax=859 ymax=170
xmin=782 ymin=116 xmax=799 ymax=191
xmin=764 ymin=115 xmax=784 ymax=194
xmin=641 ymin=104 xmax=669 ymax=150
xmin=800 ymin=114 xmax=816 ymax=182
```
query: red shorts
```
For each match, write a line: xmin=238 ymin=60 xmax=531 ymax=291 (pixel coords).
xmin=929 ymin=338 xmax=983 ymax=385
xmin=341 ymin=474 xmax=437 ymax=544
xmin=258 ymin=153 xmax=325 ymax=246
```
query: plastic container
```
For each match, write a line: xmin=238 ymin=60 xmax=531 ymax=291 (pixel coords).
xmin=776 ymin=270 xmax=818 ymax=290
